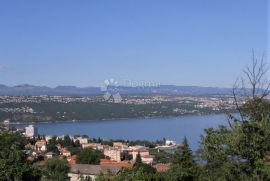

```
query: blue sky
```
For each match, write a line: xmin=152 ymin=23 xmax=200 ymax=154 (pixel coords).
xmin=0 ymin=0 xmax=268 ymax=87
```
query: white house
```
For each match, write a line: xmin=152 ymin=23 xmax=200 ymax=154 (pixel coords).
xmin=74 ymin=136 xmax=88 ymax=144
xmin=165 ymin=140 xmax=177 ymax=146
xmin=25 ymin=125 xmax=37 ymax=138
xmin=141 ymin=155 xmax=155 ymax=165
xmin=35 ymin=140 xmax=47 ymax=152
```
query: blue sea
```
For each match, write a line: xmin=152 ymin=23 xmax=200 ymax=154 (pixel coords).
xmin=11 ymin=114 xmax=229 ymax=150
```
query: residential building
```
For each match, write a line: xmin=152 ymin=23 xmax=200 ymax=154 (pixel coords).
xmin=61 ymin=147 xmax=71 ymax=157
xmin=130 ymin=149 xmax=149 ymax=162
xmin=25 ymin=125 xmax=37 ymax=138
xmin=113 ymin=142 xmax=129 ymax=151
xmin=104 ymin=147 xmax=121 ymax=162
xmin=165 ymin=140 xmax=177 ymax=146
xmin=156 ymin=144 xmax=182 ymax=154
xmin=35 ymin=140 xmax=47 ymax=152
xmin=45 ymin=135 xmax=53 ymax=142
xmin=82 ymin=143 xmax=103 ymax=150
xmin=2 ymin=119 xmax=9 ymax=130
xmin=68 ymin=164 xmax=121 ymax=181
xmin=74 ymin=136 xmax=88 ymax=144
xmin=141 ymin=155 xmax=155 ymax=165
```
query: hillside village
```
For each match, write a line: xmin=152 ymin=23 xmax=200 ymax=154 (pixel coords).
xmin=4 ymin=123 xmax=180 ymax=181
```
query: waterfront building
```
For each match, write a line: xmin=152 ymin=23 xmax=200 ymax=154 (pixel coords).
xmin=74 ymin=136 xmax=88 ymax=144
xmin=45 ymin=135 xmax=53 ymax=142
xmin=2 ymin=119 xmax=10 ymax=130
xmin=25 ymin=125 xmax=37 ymax=138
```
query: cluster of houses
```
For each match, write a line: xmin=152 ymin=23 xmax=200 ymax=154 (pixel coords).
xmin=22 ymin=125 xmax=179 ymax=181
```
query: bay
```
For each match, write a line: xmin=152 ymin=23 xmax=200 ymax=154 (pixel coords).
xmin=11 ymin=114 xmax=229 ymax=150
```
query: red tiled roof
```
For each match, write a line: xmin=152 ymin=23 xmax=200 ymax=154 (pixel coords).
xmin=142 ymin=155 xmax=155 ymax=159
xmin=27 ymin=156 xmax=35 ymax=162
xmin=68 ymin=155 xmax=77 ymax=165
xmin=100 ymin=159 xmax=133 ymax=168
xmin=154 ymin=163 xmax=171 ymax=172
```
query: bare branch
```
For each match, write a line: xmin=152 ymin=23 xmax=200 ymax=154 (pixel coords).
xmin=232 ymin=80 xmax=245 ymax=122
xmin=231 ymin=51 xmax=269 ymax=122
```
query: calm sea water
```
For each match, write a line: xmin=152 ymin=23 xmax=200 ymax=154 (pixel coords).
xmin=11 ymin=114 xmax=229 ymax=150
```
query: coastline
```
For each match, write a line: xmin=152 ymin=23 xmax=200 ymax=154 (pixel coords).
xmin=9 ymin=112 xmax=232 ymax=125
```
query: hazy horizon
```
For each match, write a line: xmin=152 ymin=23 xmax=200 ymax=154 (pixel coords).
xmin=0 ymin=82 xmax=235 ymax=89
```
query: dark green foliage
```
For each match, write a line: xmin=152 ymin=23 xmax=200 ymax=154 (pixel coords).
xmin=134 ymin=153 xmax=157 ymax=175
xmin=98 ymin=167 xmax=167 ymax=181
xmin=135 ymin=153 xmax=142 ymax=165
xmin=47 ymin=137 xmax=60 ymax=155
xmin=241 ymin=97 xmax=270 ymax=121
xmin=121 ymin=151 xmax=133 ymax=161
xmin=43 ymin=157 xmax=69 ymax=181
xmin=168 ymin=137 xmax=199 ymax=181
xmin=76 ymin=148 xmax=104 ymax=164
xmin=135 ymin=163 xmax=157 ymax=174
xmin=47 ymin=135 xmax=80 ymax=155
xmin=0 ymin=132 xmax=41 ymax=181
xmin=150 ymin=148 xmax=173 ymax=163
xmin=198 ymin=109 xmax=270 ymax=180
xmin=1 ymin=99 xmax=233 ymax=123
xmin=0 ymin=131 xmax=27 ymax=150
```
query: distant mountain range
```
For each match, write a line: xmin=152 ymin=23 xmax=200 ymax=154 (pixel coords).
xmin=0 ymin=84 xmax=233 ymax=96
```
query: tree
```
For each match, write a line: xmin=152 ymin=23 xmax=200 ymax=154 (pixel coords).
xmin=47 ymin=137 xmax=60 ymax=155
xmin=132 ymin=153 xmax=157 ymax=175
xmin=121 ymin=151 xmax=132 ymax=161
xmin=135 ymin=153 xmax=142 ymax=165
xmin=98 ymin=166 xmax=162 ymax=181
xmin=198 ymin=52 xmax=270 ymax=180
xmin=43 ymin=157 xmax=69 ymax=181
xmin=169 ymin=137 xmax=199 ymax=181
xmin=198 ymin=126 xmax=243 ymax=180
xmin=0 ymin=132 xmax=41 ymax=181
xmin=232 ymin=51 xmax=270 ymax=122
xmin=76 ymin=148 xmax=104 ymax=164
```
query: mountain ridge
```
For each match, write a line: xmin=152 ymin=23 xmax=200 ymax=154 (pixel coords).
xmin=0 ymin=84 xmax=233 ymax=96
